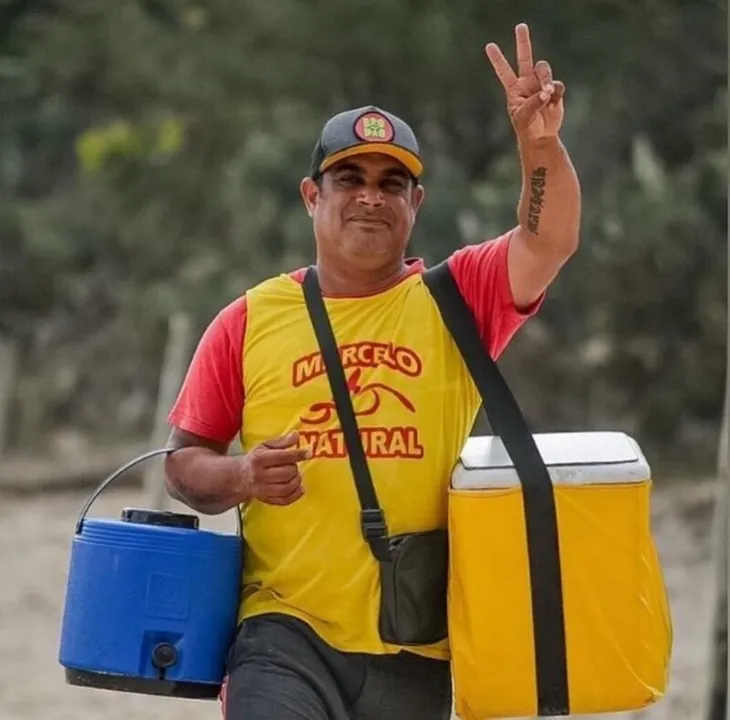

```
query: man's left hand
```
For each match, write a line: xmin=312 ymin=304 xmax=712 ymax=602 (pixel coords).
xmin=486 ymin=23 xmax=565 ymax=142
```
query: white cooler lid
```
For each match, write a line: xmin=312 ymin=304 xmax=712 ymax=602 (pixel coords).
xmin=451 ymin=431 xmax=651 ymax=489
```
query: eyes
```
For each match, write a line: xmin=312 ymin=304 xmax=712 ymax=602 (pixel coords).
xmin=334 ymin=173 xmax=409 ymax=194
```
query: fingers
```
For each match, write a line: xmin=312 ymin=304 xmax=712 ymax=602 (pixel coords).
xmin=512 ymin=90 xmax=551 ymax=130
xmin=485 ymin=42 xmax=517 ymax=89
xmin=534 ymin=60 xmax=554 ymax=92
xmin=550 ymin=80 xmax=566 ymax=105
xmin=267 ymin=484 xmax=305 ymax=506
xmin=247 ymin=432 xmax=310 ymax=506
xmin=530 ymin=62 xmax=564 ymax=107
xmin=487 ymin=26 xmax=557 ymax=96
xmin=261 ymin=464 xmax=302 ymax=485
xmin=264 ymin=474 xmax=303 ymax=501
xmin=259 ymin=445 xmax=312 ymax=467
xmin=262 ymin=430 xmax=300 ymax=449
xmin=515 ymin=23 xmax=533 ymax=78
xmin=250 ymin=457 xmax=304 ymax=504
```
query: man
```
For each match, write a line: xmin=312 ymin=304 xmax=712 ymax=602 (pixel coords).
xmin=164 ymin=23 xmax=580 ymax=720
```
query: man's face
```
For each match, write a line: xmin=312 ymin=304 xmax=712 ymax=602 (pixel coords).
xmin=300 ymin=153 xmax=425 ymax=270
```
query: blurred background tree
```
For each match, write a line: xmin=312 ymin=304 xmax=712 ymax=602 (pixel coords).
xmin=0 ymin=0 xmax=725 ymax=474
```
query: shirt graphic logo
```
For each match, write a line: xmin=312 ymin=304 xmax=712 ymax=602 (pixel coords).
xmin=300 ymin=368 xmax=415 ymax=425
xmin=292 ymin=342 xmax=424 ymax=459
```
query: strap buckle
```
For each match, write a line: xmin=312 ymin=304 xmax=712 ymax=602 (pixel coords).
xmin=361 ymin=509 xmax=390 ymax=562
xmin=361 ymin=508 xmax=386 ymax=538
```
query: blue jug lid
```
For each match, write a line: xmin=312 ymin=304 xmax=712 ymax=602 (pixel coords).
xmin=120 ymin=508 xmax=199 ymax=530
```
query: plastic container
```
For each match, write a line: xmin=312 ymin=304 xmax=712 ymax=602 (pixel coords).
xmin=58 ymin=449 xmax=242 ymax=699
xmin=448 ymin=431 xmax=672 ymax=719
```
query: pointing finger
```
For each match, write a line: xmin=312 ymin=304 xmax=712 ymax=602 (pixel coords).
xmin=261 ymin=446 xmax=312 ymax=467
xmin=263 ymin=431 xmax=299 ymax=449
xmin=515 ymin=23 xmax=534 ymax=77
xmin=485 ymin=42 xmax=517 ymax=89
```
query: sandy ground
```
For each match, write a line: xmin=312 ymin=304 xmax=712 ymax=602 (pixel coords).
xmin=0 ymin=476 xmax=717 ymax=720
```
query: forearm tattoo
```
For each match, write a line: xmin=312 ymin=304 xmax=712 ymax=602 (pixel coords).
xmin=527 ymin=166 xmax=547 ymax=234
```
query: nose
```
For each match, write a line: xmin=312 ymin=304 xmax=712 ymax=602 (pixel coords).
xmin=356 ymin=185 xmax=385 ymax=208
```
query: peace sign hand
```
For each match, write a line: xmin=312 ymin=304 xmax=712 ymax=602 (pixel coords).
xmin=486 ymin=23 xmax=565 ymax=142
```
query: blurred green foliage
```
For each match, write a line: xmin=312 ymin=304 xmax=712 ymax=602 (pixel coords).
xmin=0 ymin=0 xmax=726 ymax=472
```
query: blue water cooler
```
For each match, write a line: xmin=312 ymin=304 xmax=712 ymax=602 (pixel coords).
xmin=58 ymin=449 xmax=243 ymax=699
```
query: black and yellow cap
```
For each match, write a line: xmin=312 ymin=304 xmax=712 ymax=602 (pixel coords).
xmin=309 ymin=106 xmax=423 ymax=180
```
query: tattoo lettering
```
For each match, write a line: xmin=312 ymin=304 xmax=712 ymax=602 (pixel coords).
xmin=527 ymin=166 xmax=547 ymax=234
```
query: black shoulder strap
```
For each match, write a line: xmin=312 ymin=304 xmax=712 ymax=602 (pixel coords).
xmin=423 ymin=259 xmax=569 ymax=716
xmin=302 ymin=266 xmax=390 ymax=562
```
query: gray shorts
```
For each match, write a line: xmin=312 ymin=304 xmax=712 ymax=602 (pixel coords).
xmin=224 ymin=613 xmax=452 ymax=720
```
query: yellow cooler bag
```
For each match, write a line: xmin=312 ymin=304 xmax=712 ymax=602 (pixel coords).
xmin=448 ymin=430 xmax=673 ymax=719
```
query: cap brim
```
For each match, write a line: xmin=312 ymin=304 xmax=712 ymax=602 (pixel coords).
xmin=319 ymin=143 xmax=423 ymax=179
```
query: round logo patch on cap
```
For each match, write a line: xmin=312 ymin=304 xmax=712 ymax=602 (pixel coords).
xmin=353 ymin=111 xmax=395 ymax=143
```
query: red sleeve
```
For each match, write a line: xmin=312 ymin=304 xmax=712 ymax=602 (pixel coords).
xmin=446 ymin=231 xmax=544 ymax=359
xmin=167 ymin=296 xmax=247 ymax=444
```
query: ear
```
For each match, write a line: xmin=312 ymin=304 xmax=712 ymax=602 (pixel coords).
xmin=300 ymin=177 xmax=320 ymax=218
xmin=412 ymin=183 xmax=425 ymax=214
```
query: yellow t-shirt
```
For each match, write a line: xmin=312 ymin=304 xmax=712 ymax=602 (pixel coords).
xmin=167 ymin=236 xmax=538 ymax=660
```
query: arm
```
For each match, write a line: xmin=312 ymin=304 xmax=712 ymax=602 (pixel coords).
xmin=165 ymin=427 xmax=309 ymax=513
xmin=509 ymin=136 xmax=580 ymax=308
xmin=486 ymin=23 xmax=581 ymax=309
xmin=448 ymin=233 xmax=542 ymax=359
xmin=164 ymin=297 xmax=248 ymax=515
xmin=165 ymin=428 xmax=250 ymax=515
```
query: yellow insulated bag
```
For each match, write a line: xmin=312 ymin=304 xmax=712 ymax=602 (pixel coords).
xmin=449 ymin=432 xmax=672 ymax=718
xmin=423 ymin=263 xmax=672 ymax=718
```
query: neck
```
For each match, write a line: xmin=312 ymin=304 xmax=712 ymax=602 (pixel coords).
xmin=315 ymin=257 xmax=408 ymax=297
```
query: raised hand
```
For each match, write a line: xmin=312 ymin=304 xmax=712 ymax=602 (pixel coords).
xmin=485 ymin=23 xmax=565 ymax=141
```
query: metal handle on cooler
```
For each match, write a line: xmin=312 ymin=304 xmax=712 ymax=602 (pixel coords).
xmin=74 ymin=447 xmax=244 ymax=537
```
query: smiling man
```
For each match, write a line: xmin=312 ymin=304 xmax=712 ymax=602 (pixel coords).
xmin=164 ymin=23 xmax=581 ymax=720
